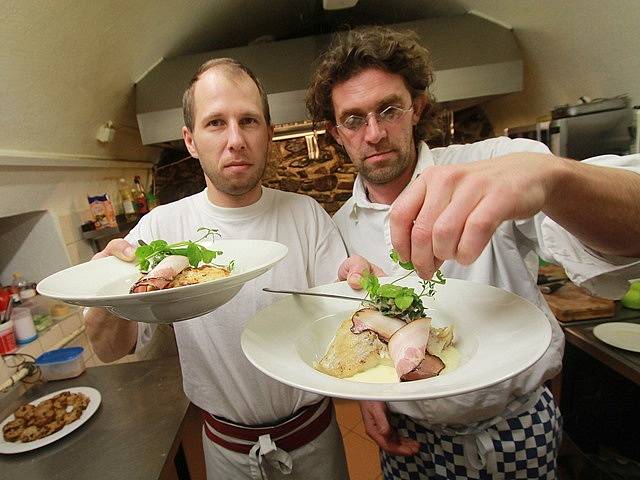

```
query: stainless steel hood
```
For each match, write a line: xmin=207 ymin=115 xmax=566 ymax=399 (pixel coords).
xmin=136 ymin=13 xmax=523 ymax=145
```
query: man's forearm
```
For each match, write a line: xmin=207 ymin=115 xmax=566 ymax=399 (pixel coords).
xmin=544 ymin=157 xmax=640 ymax=257
xmin=84 ymin=307 xmax=138 ymax=363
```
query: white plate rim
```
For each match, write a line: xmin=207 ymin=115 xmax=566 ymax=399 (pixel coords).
xmin=593 ymin=321 xmax=640 ymax=353
xmin=0 ymin=386 xmax=101 ymax=454
xmin=242 ymin=277 xmax=553 ymax=401
xmin=36 ymin=239 xmax=288 ymax=304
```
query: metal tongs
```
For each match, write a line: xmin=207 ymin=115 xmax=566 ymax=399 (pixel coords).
xmin=537 ymin=274 xmax=569 ymax=295
xmin=263 ymin=287 xmax=374 ymax=304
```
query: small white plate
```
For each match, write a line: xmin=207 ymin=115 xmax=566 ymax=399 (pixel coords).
xmin=0 ymin=386 xmax=101 ymax=454
xmin=37 ymin=239 xmax=288 ymax=324
xmin=593 ymin=322 xmax=640 ymax=352
xmin=242 ymin=276 xmax=552 ymax=401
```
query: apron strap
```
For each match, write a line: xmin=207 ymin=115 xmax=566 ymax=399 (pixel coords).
xmin=248 ymin=434 xmax=293 ymax=480
xmin=433 ymin=386 xmax=545 ymax=473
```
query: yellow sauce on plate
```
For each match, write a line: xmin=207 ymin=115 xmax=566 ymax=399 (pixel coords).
xmin=344 ymin=346 xmax=460 ymax=383
xmin=346 ymin=363 xmax=399 ymax=383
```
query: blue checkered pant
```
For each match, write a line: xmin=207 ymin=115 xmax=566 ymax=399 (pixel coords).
xmin=381 ymin=387 xmax=562 ymax=479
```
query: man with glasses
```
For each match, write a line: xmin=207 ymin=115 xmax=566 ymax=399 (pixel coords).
xmin=306 ymin=26 xmax=640 ymax=479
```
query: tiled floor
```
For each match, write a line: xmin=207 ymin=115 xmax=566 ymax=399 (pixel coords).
xmin=334 ymin=398 xmax=383 ymax=480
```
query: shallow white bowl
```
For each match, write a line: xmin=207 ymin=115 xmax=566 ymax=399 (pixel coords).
xmin=37 ymin=239 xmax=288 ymax=324
xmin=242 ymin=276 xmax=552 ymax=401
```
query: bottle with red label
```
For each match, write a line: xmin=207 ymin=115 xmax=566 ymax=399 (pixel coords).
xmin=133 ymin=176 xmax=149 ymax=215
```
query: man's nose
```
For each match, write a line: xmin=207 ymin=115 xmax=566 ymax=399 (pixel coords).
xmin=363 ymin=115 xmax=386 ymax=144
xmin=227 ymin=122 xmax=246 ymax=150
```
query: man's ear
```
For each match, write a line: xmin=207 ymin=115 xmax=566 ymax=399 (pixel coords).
xmin=411 ymin=95 xmax=428 ymax=125
xmin=182 ymin=126 xmax=199 ymax=159
xmin=327 ymin=121 xmax=343 ymax=146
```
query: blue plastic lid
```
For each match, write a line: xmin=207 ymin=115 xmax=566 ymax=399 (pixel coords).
xmin=36 ymin=347 xmax=84 ymax=365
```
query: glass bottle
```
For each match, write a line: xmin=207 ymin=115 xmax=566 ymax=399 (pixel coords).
xmin=118 ymin=178 xmax=137 ymax=222
xmin=10 ymin=272 xmax=22 ymax=302
xmin=146 ymin=190 xmax=159 ymax=210
xmin=133 ymin=176 xmax=149 ymax=214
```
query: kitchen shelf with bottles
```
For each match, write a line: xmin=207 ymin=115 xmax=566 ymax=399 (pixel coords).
xmin=80 ymin=214 xmax=141 ymax=253
xmin=82 ymin=175 xmax=157 ymax=253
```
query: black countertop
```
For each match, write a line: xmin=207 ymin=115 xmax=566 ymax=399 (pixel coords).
xmin=0 ymin=356 xmax=188 ymax=479
xmin=559 ymin=304 xmax=640 ymax=385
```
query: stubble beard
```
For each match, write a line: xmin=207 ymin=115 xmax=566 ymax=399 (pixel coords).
xmin=357 ymin=147 xmax=414 ymax=185
xmin=200 ymin=159 xmax=267 ymax=197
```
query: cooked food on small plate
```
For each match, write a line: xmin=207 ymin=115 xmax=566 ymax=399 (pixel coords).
xmin=315 ymin=250 xmax=458 ymax=383
xmin=2 ymin=391 xmax=90 ymax=443
xmin=130 ymin=227 xmax=234 ymax=293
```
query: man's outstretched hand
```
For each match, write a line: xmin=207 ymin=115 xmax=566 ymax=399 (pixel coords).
xmin=390 ymin=153 xmax=557 ymax=279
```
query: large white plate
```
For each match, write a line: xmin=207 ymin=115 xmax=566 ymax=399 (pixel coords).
xmin=37 ymin=239 xmax=288 ymax=324
xmin=593 ymin=322 xmax=640 ymax=352
xmin=0 ymin=386 xmax=101 ymax=454
xmin=242 ymin=277 xmax=552 ymax=400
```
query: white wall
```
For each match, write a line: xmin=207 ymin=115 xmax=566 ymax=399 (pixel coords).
xmin=459 ymin=0 xmax=640 ymax=133
xmin=0 ymin=164 xmax=152 ymax=266
xmin=5 ymin=1 xmax=639 ymax=157
xmin=1 ymin=2 xmax=161 ymax=162
xmin=0 ymin=211 xmax=71 ymax=285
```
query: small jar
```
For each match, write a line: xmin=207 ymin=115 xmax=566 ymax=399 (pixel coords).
xmin=11 ymin=307 xmax=37 ymax=345
xmin=0 ymin=321 xmax=17 ymax=354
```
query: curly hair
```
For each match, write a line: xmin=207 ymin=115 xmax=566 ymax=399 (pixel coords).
xmin=306 ymin=26 xmax=438 ymax=143
xmin=182 ymin=58 xmax=271 ymax=131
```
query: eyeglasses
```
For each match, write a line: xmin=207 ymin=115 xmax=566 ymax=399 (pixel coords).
xmin=336 ymin=105 xmax=414 ymax=133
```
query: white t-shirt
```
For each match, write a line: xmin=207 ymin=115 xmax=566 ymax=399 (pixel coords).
xmin=333 ymin=137 xmax=640 ymax=425
xmin=126 ymin=187 xmax=347 ymax=425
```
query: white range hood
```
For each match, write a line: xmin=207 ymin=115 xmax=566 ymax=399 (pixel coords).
xmin=136 ymin=14 xmax=522 ymax=145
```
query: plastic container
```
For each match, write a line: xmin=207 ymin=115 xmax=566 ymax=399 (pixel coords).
xmin=11 ymin=307 xmax=37 ymax=345
xmin=36 ymin=347 xmax=86 ymax=381
xmin=0 ymin=321 xmax=17 ymax=355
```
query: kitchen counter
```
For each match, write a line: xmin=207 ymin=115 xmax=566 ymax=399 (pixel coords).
xmin=558 ymin=307 xmax=640 ymax=478
xmin=0 ymin=356 xmax=192 ymax=479
xmin=563 ymin=314 xmax=640 ymax=385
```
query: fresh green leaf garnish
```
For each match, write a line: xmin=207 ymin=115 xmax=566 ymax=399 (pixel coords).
xmin=389 ymin=249 xmax=415 ymax=271
xmin=358 ymin=249 xmax=446 ymax=321
xmin=134 ymin=227 xmax=230 ymax=273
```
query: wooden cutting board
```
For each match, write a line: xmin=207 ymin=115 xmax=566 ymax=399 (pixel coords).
xmin=542 ymin=282 xmax=615 ymax=322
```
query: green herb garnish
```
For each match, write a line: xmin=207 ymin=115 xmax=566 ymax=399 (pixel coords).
xmin=135 ymin=227 xmax=226 ymax=273
xmin=359 ymin=249 xmax=446 ymax=321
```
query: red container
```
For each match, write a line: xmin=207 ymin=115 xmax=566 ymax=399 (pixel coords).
xmin=0 ymin=320 xmax=17 ymax=355
xmin=0 ymin=289 xmax=10 ymax=315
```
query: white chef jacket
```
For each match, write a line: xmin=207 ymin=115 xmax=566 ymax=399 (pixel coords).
xmin=128 ymin=187 xmax=348 ymax=425
xmin=333 ymin=137 xmax=640 ymax=425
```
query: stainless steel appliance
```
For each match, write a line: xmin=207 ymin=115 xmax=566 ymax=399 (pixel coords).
xmin=504 ymin=121 xmax=551 ymax=145
xmin=506 ymin=97 xmax=634 ymax=160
